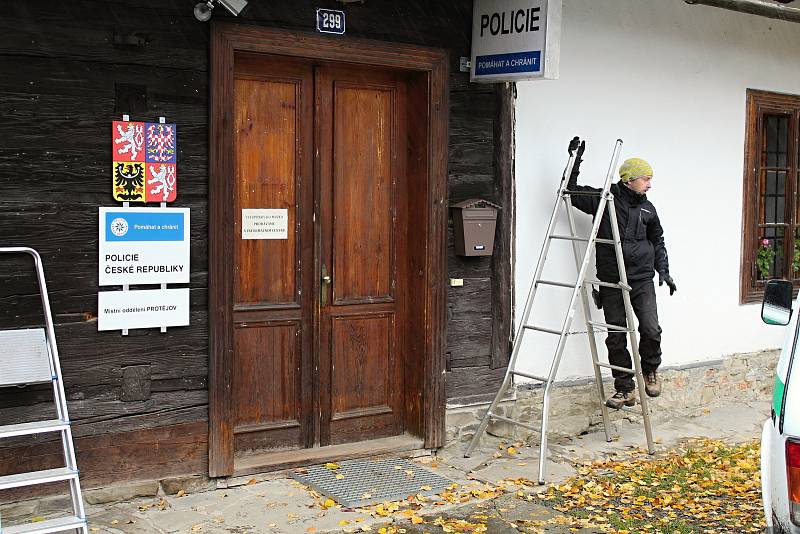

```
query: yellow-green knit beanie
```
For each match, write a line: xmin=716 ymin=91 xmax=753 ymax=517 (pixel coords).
xmin=619 ymin=158 xmax=653 ymax=183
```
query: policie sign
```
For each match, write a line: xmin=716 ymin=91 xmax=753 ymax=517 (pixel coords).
xmin=99 ymin=206 xmax=190 ymax=286
xmin=471 ymin=0 xmax=562 ymax=82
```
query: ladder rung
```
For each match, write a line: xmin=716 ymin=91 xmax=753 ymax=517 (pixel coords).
xmin=550 ymin=234 xmax=616 ymax=246
xmin=595 ymin=362 xmax=636 ymax=375
xmin=564 ymin=189 xmax=603 ymax=196
xmin=488 ymin=413 xmax=539 ymax=433
xmin=585 ymin=279 xmax=631 ymax=290
xmin=511 ymin=370 xmax=548 ymax=382
xmin=536 ymin=279 xmax=575 ymax=289
xmin=0 ymin=467 xmax=79 ymax=491
xmin=550 ymin=234 xmax=587 ymax=242
xmin=523 ymin=325 xmax=562 ymax=336
xmin=587 ymin=321 xmax=632 ymax=332
xmin=0 ymin=419 xmax=69 ymax=439
xmin=3 ymin=515 xmax=87 ymax=534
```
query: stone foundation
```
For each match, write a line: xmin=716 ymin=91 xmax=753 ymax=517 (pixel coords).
xmin=444 ymin=349 xmax=779 ymax=451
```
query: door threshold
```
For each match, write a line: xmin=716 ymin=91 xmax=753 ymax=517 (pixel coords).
xmin=232 ymin=434 xmax=427 ymax=478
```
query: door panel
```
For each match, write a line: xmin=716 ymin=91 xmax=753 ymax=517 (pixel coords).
xmin=234 ymin=77 xmax=299 ymax=305
xmin=332 ymin=84 xmax=395 ymax=303
xmin=317 ymin=65 xmax=407 ymax=447
xmin=232 ymin=55 xmax=314 ymax=454
xmin=330 ymin=314 xmax=394 ymax=417
xmin=232 ymin=323 xmax=302 ymax=451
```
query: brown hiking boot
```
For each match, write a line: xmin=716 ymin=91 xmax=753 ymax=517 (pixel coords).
xmin=644 ymin=370 xmax=661 ymax=397
xmin=606 ymin=390 xmax=636 ymax=409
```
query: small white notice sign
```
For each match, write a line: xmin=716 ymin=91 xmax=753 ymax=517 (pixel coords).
xmin=242 ymin=209 xmax=288 ymax=240
xmin=98 ymin=288 xmax=190 ymax=331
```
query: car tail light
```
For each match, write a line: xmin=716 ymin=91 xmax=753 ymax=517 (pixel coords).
xmin=788 ymin=439 xmax=800 ymax=525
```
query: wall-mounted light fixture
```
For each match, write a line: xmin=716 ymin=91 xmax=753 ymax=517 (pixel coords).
xmin=194 ymin=0 xmax=249 ymax=22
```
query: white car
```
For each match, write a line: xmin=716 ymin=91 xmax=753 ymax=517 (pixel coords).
xmin=761 ymin=279 xmax=800 ymax=533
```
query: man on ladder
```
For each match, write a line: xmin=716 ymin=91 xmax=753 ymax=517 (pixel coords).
xmin=566 ymin=137 xmax=677 ymax=409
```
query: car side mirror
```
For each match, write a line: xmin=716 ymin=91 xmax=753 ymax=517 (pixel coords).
xmin=762 ymin=279 xmax=793 ymax=326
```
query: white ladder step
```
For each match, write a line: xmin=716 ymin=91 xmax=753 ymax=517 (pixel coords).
xmin=535 ymin=279 xmax=575 ymax=289
xmin=2 ymin=515 xmax=87 ymax=534
xmin=510 ymin=370 xmax=547 ymax=382
xmin=0 ymin=420 xmax=69 ymax=439
xmin=550 ymin=234 xmax=615 ymax=245
xmin=488 ymin=412 xmax=539 ymax=433
xmin=522 ymin=324 xmax=562 ymax=335
xmin=595 ymin=361 xmax=636 ymax=375
xmin=587 ymin=320 xmax=632 ymax=332
xmin=585 ymin=279 xmax=631 ymax=290
xmin=0 ymin=468 xmax=79 ymax=491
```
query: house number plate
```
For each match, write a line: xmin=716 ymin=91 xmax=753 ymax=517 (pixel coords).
xmin=316 ymin=8 xmax=345 ymax=35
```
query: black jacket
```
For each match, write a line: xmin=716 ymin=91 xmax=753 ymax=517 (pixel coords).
xmin=568 ymin=168 xmax=669 ymax=283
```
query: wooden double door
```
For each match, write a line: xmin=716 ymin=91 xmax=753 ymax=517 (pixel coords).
xmin=230 ymin=54 xmax=410 ymax=456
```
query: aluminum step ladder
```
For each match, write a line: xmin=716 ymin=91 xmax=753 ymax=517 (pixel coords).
xmin=0 ymin=248 xmax=88 ymax=534
xmin=464 ymin=140 xmax=655 ymax=484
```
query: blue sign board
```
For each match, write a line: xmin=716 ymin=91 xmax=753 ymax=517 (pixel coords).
xmin=316 ymin=8 xmax=345 ymax=35
xmin=475 ymin=51 xmax=541 ymax=76
xmin=104 ymin=211 xmax=185 ymax=242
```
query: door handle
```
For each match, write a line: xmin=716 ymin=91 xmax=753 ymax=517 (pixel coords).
xmin=321 ymin=265 xmax=332 ymax=306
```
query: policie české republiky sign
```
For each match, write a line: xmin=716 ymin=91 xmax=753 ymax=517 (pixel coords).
xmin=471 ymin=0 xmax=561 ymax=83
xmin=98 ymin=206 xmax=190 ymax=286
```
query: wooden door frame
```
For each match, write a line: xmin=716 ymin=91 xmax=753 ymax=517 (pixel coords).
xmin=208 ymin=23 xmax=448 ymax=477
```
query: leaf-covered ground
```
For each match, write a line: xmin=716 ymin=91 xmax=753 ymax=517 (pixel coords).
xmin=527 ymin=438 xmax=765 ymax=533
xmin=334 ymin=439 xmax=765 ymax=533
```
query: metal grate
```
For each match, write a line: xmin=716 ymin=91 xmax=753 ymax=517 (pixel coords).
xmin=290 ymin=457 xmax=452 ymax=508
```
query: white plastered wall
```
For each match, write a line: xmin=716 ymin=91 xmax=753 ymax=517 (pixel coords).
xmin=514 ymin=0 xmax=800 ymax=381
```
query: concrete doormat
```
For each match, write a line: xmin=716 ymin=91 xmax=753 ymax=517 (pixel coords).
xmin=290 ymin=457 xmax=452 ymax=508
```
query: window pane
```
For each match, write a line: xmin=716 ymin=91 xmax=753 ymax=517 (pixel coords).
xmin=764 ymin=115 xmax=789 ymax=168
xmin=761 ymin=170 xmax=787 ymax=224
xmin=759 ymin=228 xmax=785 ymax=279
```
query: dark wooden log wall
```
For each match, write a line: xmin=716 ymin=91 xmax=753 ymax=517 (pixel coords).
xmin=0 ymin=0 xmax=513 ymax=482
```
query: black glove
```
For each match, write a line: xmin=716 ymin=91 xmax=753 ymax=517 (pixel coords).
xmin=568 ymin=136 xmax=580 ymax=155
xmin=659 ymin=272 xmax=677 ymax=296
xmin=567 ymin=139 xmax=585 ymax=189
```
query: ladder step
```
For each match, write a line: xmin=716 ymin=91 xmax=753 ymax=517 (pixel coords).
xmin=563 ymin=189 xmax=603 ymax=196
xmin=536 ymin=279 xmax=575 ymax=289
xmin=549 ymin=234 xmax=615 ymax=245
xmin=585 ymin=279 xmax=632 ymax=290
xmin=522 ymin=325 xmax=562 ymax=336
xmin=587 ymin=321 xmax=632 ymax=332
xmin=595 ymin=362 xmax=636 ymax=375
xmin=550 ymin=234 xmax=587 ymax=242
xmin=511 ymin=370 xmax=548 ymax=382
xmin=537 ymin=278 xmax=633 ymax=291
xmin=0 ymin=468 xmax=79 ymax=491
xmin=0 ymin=419 xmax=69 ymax=439
xmin=488 ymin=413 xmax=539 ymax=433
xmin=3 ymin=515 xmax=87 ymax=534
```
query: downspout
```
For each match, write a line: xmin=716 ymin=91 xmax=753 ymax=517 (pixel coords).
xmin=685 ymin=0 xmax=800 ymax=23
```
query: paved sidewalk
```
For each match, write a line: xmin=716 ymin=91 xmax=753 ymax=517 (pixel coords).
xmin=0 ymin=399 xmax=770 ymax=533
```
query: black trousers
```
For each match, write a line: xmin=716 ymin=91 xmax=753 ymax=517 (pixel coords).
xmin=599 ymin=278 xmax=662 ymax=393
